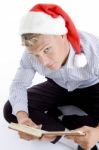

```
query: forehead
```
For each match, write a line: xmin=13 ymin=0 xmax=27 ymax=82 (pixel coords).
xmin=32 ymin=35 xmax=57 ymax=48
xmin=36 ymin=35 xmax=55 ymax=44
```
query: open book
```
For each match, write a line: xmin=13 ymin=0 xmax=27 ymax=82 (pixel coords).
xmin=8 ymin=122 xmax=85 ymax=138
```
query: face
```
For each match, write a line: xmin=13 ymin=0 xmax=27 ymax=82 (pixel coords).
xmin=27 ymin=35 xmax=70 ymax=70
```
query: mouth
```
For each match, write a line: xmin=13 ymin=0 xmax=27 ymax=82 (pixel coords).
xmin=47 ymin=64 xmax=55 ymax=68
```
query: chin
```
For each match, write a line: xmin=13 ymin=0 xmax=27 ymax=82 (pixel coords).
xmin=49 ymin=65 xmax=61 ymax=70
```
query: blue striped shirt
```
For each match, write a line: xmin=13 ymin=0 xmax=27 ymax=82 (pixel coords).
xmin=9 ymin=31 xmax=99 ymax=115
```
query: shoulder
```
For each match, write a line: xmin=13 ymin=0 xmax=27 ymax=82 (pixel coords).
xmin=78 ymin=31 xmax=99 ymax=71
xmin=78 ymin=30 xmax=99 ymax=45
xmin=78 ymin=30 xmax=99 ymax=55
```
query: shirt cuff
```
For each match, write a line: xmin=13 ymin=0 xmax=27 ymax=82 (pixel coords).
xmin=12 ymin=103 xmax=28 ymax=116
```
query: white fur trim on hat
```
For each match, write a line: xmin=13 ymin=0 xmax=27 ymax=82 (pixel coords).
xmin=74 ymin=53 xmax=87 ymax=67
xmin=19 ymin=12 xmax=68 ymax=35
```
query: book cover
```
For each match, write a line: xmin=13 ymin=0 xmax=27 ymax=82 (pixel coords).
xmin=8 ymin=122 xmax=85 ymax=138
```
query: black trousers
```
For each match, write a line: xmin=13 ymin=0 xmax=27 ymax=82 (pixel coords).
xmin=3 ymin=79 xmax=99 ymax=143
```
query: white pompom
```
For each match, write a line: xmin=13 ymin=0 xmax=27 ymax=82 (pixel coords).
xmin=74 ymin=53 xmax=87 ymax=67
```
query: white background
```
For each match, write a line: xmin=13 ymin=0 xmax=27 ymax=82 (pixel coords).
xmin=0 ymin=0 xmax=99 ymax=149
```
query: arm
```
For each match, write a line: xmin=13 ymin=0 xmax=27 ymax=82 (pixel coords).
xmin=65 ymin=125 xmax=99 ymax=150
xmin=9 ymin=50 xmax=36 ymax=116
xmin=9 ymin=51 xmax=41 ymax=140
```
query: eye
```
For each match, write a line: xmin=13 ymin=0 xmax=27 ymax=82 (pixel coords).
xmin=43 ymin=48 xmax=50 ymax=53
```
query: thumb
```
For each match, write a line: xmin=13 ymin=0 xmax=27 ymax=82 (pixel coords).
xmin=38 ymin=124 xmax=42 ymax=129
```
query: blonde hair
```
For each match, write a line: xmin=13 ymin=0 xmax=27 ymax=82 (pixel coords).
xmin=21 ymin=33 xmax=41 ymax=47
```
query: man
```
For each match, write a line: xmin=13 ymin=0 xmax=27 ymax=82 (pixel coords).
xmin=3 ymin=3 xmax=99 ymax=150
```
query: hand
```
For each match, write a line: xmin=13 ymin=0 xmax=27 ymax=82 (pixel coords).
xmin=18 ymin=117 xmax=57 ymax=142
xmin=16 ymin=111 xmax=42 ymax=141
xmin=18 ymin=117 xmax=42 ymax=141
xmin=16 ymin=111 xmax=57 ymax=142
xmin=64 ymin=126 xmax=99 ymax=150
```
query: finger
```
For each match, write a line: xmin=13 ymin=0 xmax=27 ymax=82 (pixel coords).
xmin=18 ymin=131 xmax=38 ymax=140
xmin=29 ymin=123 xmax=42 ymax=129
xmin=70 ymin=126 xmax=89 ymax=134
xmin=22 ymin=119 xmax=38 ymax=128
xmin=65 ymin=135 xmax=75 ymax=140
xmin=74 ymin=137 xmax=80 ymax=143
xmin=29 ymin=122 xmax=39 ymax=128
xmin=40 ymin=136 xmax=56 ymax=141
xmin=22 ymin=122 xmax=37 ymax=128
xmin=39 ymin=124 xmax=42 ymax=129
xmin=19 ymin=134 xmax=37 ymax=140
xmin=36 ymin=124 xmax=42 ymax=129
xmin=40 ymin=135 xmax=56 ymax=141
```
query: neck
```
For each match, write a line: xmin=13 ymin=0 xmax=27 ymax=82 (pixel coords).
xmin=62 ymin=41 xmax=70 ymax=66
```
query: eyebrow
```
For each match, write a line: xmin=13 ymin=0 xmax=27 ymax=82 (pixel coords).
xmin=28 ymin=44 xmax=51 ymax=55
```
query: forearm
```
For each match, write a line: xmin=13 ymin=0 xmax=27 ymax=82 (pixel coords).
xmin=9 ymin=55 xmax=36 ymax=115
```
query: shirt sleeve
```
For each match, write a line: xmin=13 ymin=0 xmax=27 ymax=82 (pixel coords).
xmin=9 ymin=51 xmax=36 ymax=115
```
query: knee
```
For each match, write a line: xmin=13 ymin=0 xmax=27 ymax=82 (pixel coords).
xmin=3 ymin=101 xmax=17 ymax=123
xmin=3 ymin=101 xmax=12 ymax=122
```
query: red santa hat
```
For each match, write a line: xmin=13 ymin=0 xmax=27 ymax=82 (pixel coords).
xmin=19 ymin=3 xmax=87 ymax=67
